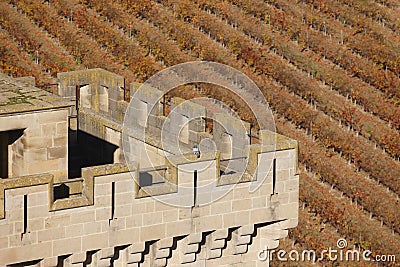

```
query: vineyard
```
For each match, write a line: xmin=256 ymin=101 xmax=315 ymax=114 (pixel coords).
xmin=0 ymin=0 xmax=399 ymax=265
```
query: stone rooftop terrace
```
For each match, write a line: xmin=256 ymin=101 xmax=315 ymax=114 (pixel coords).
xmin=0 ymin=73 xmax=71 ymax=115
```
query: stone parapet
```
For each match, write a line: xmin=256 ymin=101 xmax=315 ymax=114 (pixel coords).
xmin=0 ymin=142 xmax=298 ymax=266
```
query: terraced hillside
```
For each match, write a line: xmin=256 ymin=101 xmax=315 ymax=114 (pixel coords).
xmin=1 ymin=0 xmax=399 ymax=265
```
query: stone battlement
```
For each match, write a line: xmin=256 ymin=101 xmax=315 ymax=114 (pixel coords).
xmin=0 ymin=69 xmax=299 ymax=266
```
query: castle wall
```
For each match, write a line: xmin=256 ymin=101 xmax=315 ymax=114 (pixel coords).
xmin=57 ymin=69 xmax=125 ymax=127
xmin=0 ymin=148 xmax=298 ymax=267
xmin=0 ymin=68 xmax=300 ymax=266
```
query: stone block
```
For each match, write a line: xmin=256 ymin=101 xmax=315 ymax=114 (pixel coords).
xmin=38 ymin=227 xmax=65 ymax=242
xmin=65 ymin=224 xmax=84 ymax=238
xmin=9 ymin=234 xmax=21 ymax=247
xmin=115 ymin=180 xmax=133 ymax=194
xmin=24 ymin=137 xmax=52 ymax=149
xmin=42 ymin=256 xmax=58 ymax=267
xmin=274 ymin=181 xmax=285 ymax=194
xmin=179 ymin=208 xmax=191 ymax=220
xmin=0 ymin=242 xmax=52 ymax=265
xmin=45 ymin=214 xmax=71 ymax=229
xmin=210 ymin=201 xmax=232 ymax=215
xmin=94 ymin=184 xmax=111 ymax=196
xmin=127 ymin=252 xmax=143 ymax=264
xmin=126 ymin=214 xmax=142 ymax=228
xmin=95 ymin=207 xmax=111 ymax=221
xmin=28 ymin=191 xmax=48 ymax=208
xmin=233 ymin=244 xmax=248 ymax=254
xmin=166 ymin=221 xmax=191 ymax=237
xmin=162 ymin=210 xmax=178 ymax=223
xmin=187 ymin=233 xmax=202 ymax=244
xmin=115 ymin=204 xmax=132 ymax=218
xmin=210 ymin=239 xmax=225 ymax=249
xmin=94 ymin=196 xmax=111 ymax=207
xmin=53 ymin=136 xmax=67 ymax=147
xmin=38 ymin=110 xmax=67 ymax=124
xmin=276 ymin=169 xmax=290 ymax=182
xmin=26 ymin=159 xmax=60 ymax=174
xmin=234 ymin=211 xmax=251 ymax=226
xmin=56 ymin=121 xmax=68 ymax=136
xmin=207 ymin=248 xmax=222 ymax=259
xmin=232 ymin=187 xmax=251 ymax=200
xmin=158 ymin=237 xmax=173 ymax=249
xmin=153 ymin=201 xmax=172 ymax=212
xmin=29 ymin=205 xmax=49 ymax=218
xmin=212 ymin=229 xmax=229 ymax=240
xmin=289 ymin=191 xmax=299 ymax=203
xmin=28 ymin=218 xmax=44 ymax=231
xmin=232 ymin=199 xmax=251 ymax=211
xmin=222 ymin=212 xmax=236 ymax=228
xmin=53 ymin=237 xmax=82 ymax=256
xmin=84 ymin=222 xmax=102 ymax=235
xmin=181 ymin=253 xmax=196 ymax=263
xmin=40 ymin=123 xmax=57 ymax=136
xmin=236 ymin=235 xmax=251 ymax=246
xmin=109 ymin=227 xmax=139 ymax=247
xmin=25 ymin=148 xmax=47 ymax=163
xmin=14 ymin=222 xmax=23 ymax=234
xmin=155 ymin=247 xmax=170 ymax=259
xmin=277 ymin=203 xmax=298 ymax=219
xmin=252 ymin=196 xmax=267 ymax=208
xmin=276 ymin=192 xmax=290 ymax=205
xmin=100 ymin=247 xmax=114 ymax=259
xmin=275 ymin=149 xmax=294 ymax=159
xmin=140 ymin=224 xmax=166 ymax=242
xmin=212 ymin=190 xmax=234 ymax=202
xmin=197 ymin=215 xmax=223 ymax=232
xmin=47 ymin=146 xmax=67 ymax=160
xmin=197 ymin=192 xmax=212 ymax=205
xmin=70 ymin=210 xmax=95 ymax=224
xmin=142 ymin=212 xmax=163 ymax=225
xmin=82 ymin=233 xmax=108 ymax=251
xmin=70 ymin=252 xmax=87 ymax=263
xmin=239 ymin=225 xmax=254 ymax=236
xmin=284 ymin=179 xmax=299 ymax=192
xmin=0 ymin=223 xmax=13 ymax=236
xmin=275 ymin=158 xmax=292 ymax=171
xmin=0 ymin=236 xmax=8 ymax=250
xmin=24 ymin=127 xmax=41 ymax=138
xmin=109 ymin=217 xmax=126 ymax=232
xmin=250 ymin=208 xmax=273 ymax=224
xmin=128 ymin=242 xmax=145 ymax=254
xmin=115 ymin=192 xmax=133 ymax=204
xmin=154 ymin=258 xmax=167 ymax=267
xmin=145 ymin=202 xmax=155 ymax=213
xmin=183 ymin=243 xmax=199 ymax=254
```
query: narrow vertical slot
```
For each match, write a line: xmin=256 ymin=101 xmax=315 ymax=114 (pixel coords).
xmin=23 ymin=195 xmax=28 ymax=236
xmin=111 ymin=182 xmax=115 ymax=222
xmin=193 ymin=170 xmax=198 ymax=207
xmin=75 ymin=85 xmax=80 ymax=111
xmin=0 ymin=132 xmax=8 ymax=178
xmin=272 ymin=158 xmax=276 ymax=195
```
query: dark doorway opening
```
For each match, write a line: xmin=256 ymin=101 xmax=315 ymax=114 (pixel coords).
xmin=0 ymin=129 xmax=24 ymax=178
xmin=68 ymin=130 xmax=118 ymax=178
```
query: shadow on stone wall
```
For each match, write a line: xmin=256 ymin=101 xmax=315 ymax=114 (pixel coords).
xmin=68 ymin=129 xmax=118 ymax=179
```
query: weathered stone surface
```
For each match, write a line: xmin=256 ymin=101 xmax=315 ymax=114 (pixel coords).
xmin=0 ymin=70 xmax=298 ymax=266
